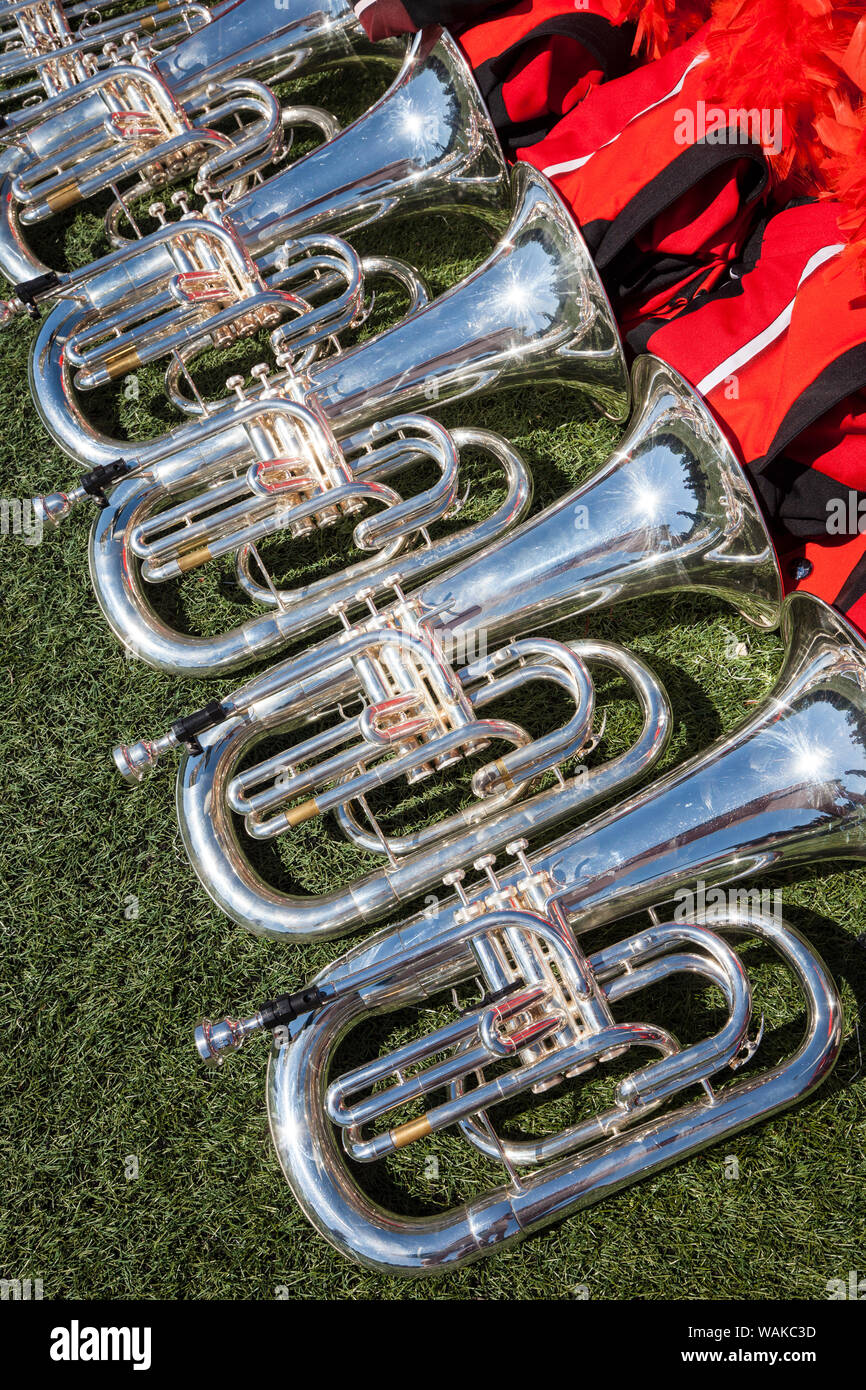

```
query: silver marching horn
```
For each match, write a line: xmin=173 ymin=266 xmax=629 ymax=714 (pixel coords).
xmin=15 ymin=25 xmax=507 ymax=308
xmin=113 ymin=357 xmax=782 ymax=945
xmin=198 ymin=589 xmax=864 ymax=1274
xmin=0 ymin=0 xmax=402 ymax=287
xmin=36 ymin=161 xmax=628 ymax=681
xmin=23 ymin=28 xmax=511 ymax=433
xmin=29 ymin=155 xmax=622 ymax=457
xmin=60 ymin=159 xmax=625 ymax=677
xmin=0 ymin=0 xmax=212 ymax=121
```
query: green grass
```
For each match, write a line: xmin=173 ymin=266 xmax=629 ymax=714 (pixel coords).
xmin=0 ymin=58 xmax=864 ymax=1302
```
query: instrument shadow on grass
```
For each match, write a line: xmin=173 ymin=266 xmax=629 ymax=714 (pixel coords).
xmin=580 ymin=602 xmax=782 ymax=763
xmin=609 ymin=881 xmax=866 ymax=1090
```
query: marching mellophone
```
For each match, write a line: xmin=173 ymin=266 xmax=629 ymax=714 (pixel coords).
xmin=20 ymin=28 xmax=513 ymax=457
xmin=29 ymin=153 xmax=628 ymax=677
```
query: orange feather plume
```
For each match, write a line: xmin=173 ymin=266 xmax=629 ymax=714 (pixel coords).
xmin=700 ymin=0 xmax=865 ymax=199
xmin=611 ymin=1 xmax=714 ymax=58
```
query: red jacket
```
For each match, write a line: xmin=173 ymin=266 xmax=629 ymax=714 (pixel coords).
xmin=519 ymin=33 xmax=769 ymax=320
xmin=631 ymin=200 xmax=866 ymax=635
xmin=353 ymin=2 xmax=710 ymax=154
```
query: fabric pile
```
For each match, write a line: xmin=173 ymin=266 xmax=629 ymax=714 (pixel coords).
xmin=353 ymin=0 xmax=866 ymax=634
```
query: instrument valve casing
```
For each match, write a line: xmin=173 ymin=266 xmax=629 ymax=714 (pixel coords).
xmin=454 ymin=899 xmax=488 ymax=926
xmin=515 ymin=870 xmax=555 ymax=911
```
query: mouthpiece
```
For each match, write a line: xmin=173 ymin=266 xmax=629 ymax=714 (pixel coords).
xmin=112 ymin=738 xmax=172 ymax=783
xmin=113 ymin=701 xmax=230 ymax=782
xmin=33 ymin=491 xmax=79 ymax=526
xmin=195 ymin=1015 xmax=263 ymax=1064
xmin=195 ymin=987 xmax=331 ymax=1064
xmin=33 ymin=460 xmax=132 ymax=529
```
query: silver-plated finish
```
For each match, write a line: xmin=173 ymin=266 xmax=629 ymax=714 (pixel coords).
xmin=88 ymin=349 xmax=779 ymax=675
xmin=30 ymin=162 xmax=628 ymax=472
xmin=224 ymin=26 xmax=513 ymax=257
xmin=0 ymin=65 xmax=285 ymax=281
xmin=167 ymin=638 xmax=671 ymax=940
xmin=172 ymin=591 xmax=864 ymax=941
xmin=302 ymin=591 xmax=866 ymax=957
xmin=154 ymin=0 xmax=396 ymax=99
xmin=195 ymin=1010 xmax=265 ymax=1063
xmin=15 ymin=25 xmax=504 ymax=296
xmin=90 ymin=422 xmax=533 ymax=674
xmin=419 ymin=355 xmax=782 ymax=636
xmin=114 ymin=354 xmax=782 ymax=938
xmin=307 ymin=161 xmax=630 ymax=430
xmin=0 ymin=0 xmax=401 ymax=283
xmin=545 ymin=593 xmax=866 ymax=920
xmin=251 ymin=589 xmax=863 ymax=1273
xmin=0 ymin=0 xmax=212 ymax=121
xmin=33 ymin=153 xmax=635 ymax=678
xmin=25 ymin=29 xmax=512 ymax=440
xmin=266 ymin=900 xmax=842 ymax=1272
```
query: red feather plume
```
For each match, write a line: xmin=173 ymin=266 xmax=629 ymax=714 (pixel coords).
xmin=700 ymin=0 xmax=865 ymax=197
xmin=612 ymin=1 xmax=866 ymax=276
xmin=609 ymin=1 xmax=714 ymax=59
xmin=820 ymin=107 xmax=866 ymax=274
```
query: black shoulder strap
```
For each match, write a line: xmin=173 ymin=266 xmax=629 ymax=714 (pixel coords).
xmin=474 ymin=13 xmax=638 ymax=156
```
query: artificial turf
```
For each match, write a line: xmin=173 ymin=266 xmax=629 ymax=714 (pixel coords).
xmin=1 ymin=53 xmax=864 ymax=1302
